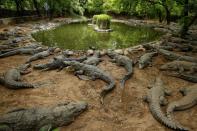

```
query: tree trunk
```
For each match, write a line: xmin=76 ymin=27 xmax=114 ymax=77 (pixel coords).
xmin=157 ymin=9 xmax=163 ymax=23
xmin=19 ymin=0 xmax=24 ymax=16
xmin=183 ymin=0 xmax=189 ymax=16
xmin=32 ymin=0 xmax=41 ymax=17
xmin=165 ymin=6 xmax=171 ymax=25
xmin=180 ymin=13 xmax=197 ymax=38
xmin=14 ymin=0 xmax=20 ymax=16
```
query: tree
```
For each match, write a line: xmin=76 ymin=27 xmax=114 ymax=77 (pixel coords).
xmin=179 ymin=0 xmax=197 ymax=37
xmin=14 ymin=0 xmax=24 ymax=16
xmin=146 ymin=0 xmax=173 ymax=24
xmin=32 ymin=0 xmax=41 ymax=17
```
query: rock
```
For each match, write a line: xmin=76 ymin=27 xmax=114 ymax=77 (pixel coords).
xmin=123 ymin=49 xmax=130 ymax=56
xmin=87 ymin=49 xmax=94 ymax=55
xmin=94 ymin=26 xmax=113 ymax=32
xmin=63 ymin=50 xmax=74 ymax=56
xmin=54 ymin=48 xmax=61 ymax=53
xmin=127 ymin=45 xmax=145 ymax=53
xmin=114 ymin=49 xmax=124 ymax=55
xmin=100 ymin=49 xmax=107 ymax=56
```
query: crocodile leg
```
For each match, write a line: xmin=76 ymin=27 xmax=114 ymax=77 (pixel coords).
xmin=57 ymin=66 xmax=64 ymax=72
xmin=159 ymin=96 xmax=168 ymax=106
xmin=164 ymin=89 xmax=172 ymax=96
xmin=142 ymin=95 xmax=150 ymax=103
xmin=109 ymin=59 xmax=116 ymax=63
xmin=188 ymin=67 xmax=195 ymax=74
xmin=178 ymin=66 xmax=185 ymax=73
xmin=100 ymin=82 xmax=115 ymax=104
xmin=75 ymin=70 xmax=83 ymax=75
xmin=75 ymin=70 xmax=93 ymax=80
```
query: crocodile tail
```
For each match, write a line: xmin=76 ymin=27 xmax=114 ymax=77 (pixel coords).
xmin=120 ymin=72 xmax=132 ymax=89
xmin=100 ymin=82 xmax=115 ymax=104
xmin=26 ymin=55 xmax=38 ymax=63
xmin=6 ymin=80 xmax=34 ymax=89
xmin=149 ymin=103 xmax=189 ymax=131
xmin=167 ymin=101 xmax=196 ymax=128
xmin=0 ymin=50 xmax=19 ymax=58
xmin=166 ymin=102 xmax=182 ymax=126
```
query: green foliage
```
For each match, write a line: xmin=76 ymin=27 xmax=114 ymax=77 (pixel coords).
xmin=92 ymin=15 xmax=99 ymax=24
xmin=96 ymin=14 xmax=111 ymax=21
xmin=0 ymin=0 xmax=197 ymax=27
xmin=94 ymin=14 xmax=111 ymax=29
xmin=87 ymin=0 xmax=104 ymax=14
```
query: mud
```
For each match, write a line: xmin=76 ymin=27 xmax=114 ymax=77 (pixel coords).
xmin=0 ymin=22 xmax=196 ymax=131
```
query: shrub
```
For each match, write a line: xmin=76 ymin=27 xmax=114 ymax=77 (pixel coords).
xmin=93 ymin=14 xmax=111 ymax=29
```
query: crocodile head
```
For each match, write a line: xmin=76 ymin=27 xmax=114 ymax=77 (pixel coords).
xmin=64 ymin=61 xmax=81 ymax=71
xmin=160 ymin=63 xmax=177 ymax=70
xmin=107 ymin=50 xmax=117 ymax=58
xmin=57 ymin=101 xmax=88 ymax=118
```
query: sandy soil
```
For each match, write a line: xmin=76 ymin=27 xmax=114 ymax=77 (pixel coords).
xmin=0 ymin=24 xmax=196 ymax=131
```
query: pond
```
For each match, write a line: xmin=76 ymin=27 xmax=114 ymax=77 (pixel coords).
xmin=32 ymin=22 xmax=163 ymax=50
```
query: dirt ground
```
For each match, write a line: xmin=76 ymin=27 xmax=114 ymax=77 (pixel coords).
xmin=0 ymin=23 xmax=196 ymax=131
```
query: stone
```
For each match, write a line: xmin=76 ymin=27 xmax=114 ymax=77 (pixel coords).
xmin=114 ymin=49 xmax=124 ymax=55
xmin=54 ymin=48 xmax=61 ymax=53
xmin=87 ymin=49 xmax=94 ymax=55
xmin=100 ymin=49 xmax=107 ymax=56
xmin=123 ymin=49 xmax=130 ymax=56
xmin=63 ymin=50 xmax=74 ymax=56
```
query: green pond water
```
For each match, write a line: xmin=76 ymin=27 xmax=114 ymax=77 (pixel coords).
xmin=32 ymin=22 xmax=163 ymax=50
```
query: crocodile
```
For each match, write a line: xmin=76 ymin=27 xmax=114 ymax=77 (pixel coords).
xmin=160 ymin=61 xmax=197 ymax=73
xmin=168 ymin=37 xmax=189 ymax=43
xmin=0 ymin=47 xmax=46 ymax=58
xmin=158 ymin=49 xmax=197 ymax=63
xmin=166 ymin=84 xmax=197 ymax=130
xmin=26 ymin=48 xmax=55 ymax=63
xmin=138 ymin=52 xmax=157 ymax=69
xmin=142 ymin=43 xmax=173 ymax=51
xmin=143 ymin=76 xmax=188 ymax=130
xmin=164 ymin=42 xmax=193 ymax=52
xmin=33 ymin=55 xmax=87 ymax=71
xmin=167 ymin=72 xmax=197 ymax=83
xmin=0 ymin=64 xmax=34 ymax=89
xmin=83 ymin=51 xmax=102 ymax=66
xmin=0 ymin=101 xmax=88 ymax=131
xmin=64 ymin=61 xmax=115 ymax=104
xmin=0 ymin=43 xmax=42 ymax=53
xmin=0 ymin=44 xmax=18 ymax=51
xmin=107 ymin=51 xmax=133 ymax=88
